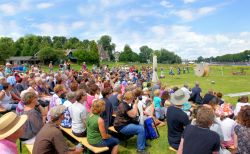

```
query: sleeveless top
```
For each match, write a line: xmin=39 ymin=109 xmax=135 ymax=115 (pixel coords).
xmin=86 ymin=114 xmax=102 ymax=145
xmin=0 ymin=91 xmax=12 ymax=110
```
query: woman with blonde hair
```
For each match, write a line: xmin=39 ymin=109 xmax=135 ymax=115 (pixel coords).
xmin=87 ymin=99 xmax=119 ymax=154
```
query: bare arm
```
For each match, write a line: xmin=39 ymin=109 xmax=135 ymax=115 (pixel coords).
xmin=98 ymin=117 xmax=110 ymax=139
xmin=127 ymin=103 xmax=138 ymax=118
xmin=0 ymin=91 xmax=5 ymax=100
xmin=233 ymin=131 xmax=238 ymax=149
xmin=177 ymin=138 xmax=184 ymax=154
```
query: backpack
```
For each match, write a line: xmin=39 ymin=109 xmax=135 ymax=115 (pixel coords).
xmin=144 ymin=117 xmax=159 ymax=139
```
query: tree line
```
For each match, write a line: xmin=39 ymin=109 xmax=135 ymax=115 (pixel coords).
xmin=0 ymin=34 xmax=182 ymax=64
xmin=197 ymin=50 xmax=250 ymax=63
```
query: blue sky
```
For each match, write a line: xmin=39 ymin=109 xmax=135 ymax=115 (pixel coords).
xmin=0 ymin=0 xmax=250 ymax=59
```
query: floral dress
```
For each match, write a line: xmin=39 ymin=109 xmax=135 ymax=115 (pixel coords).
xmin=234 ymin=124 xmax=250 ymax=154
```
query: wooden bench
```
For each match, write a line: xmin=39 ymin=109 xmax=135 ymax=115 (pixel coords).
xmin=60 ymin=126 xmax=109 ymax=153
xmin=169 ymin=146 xmax=177 ymax=152
xmin=24 ymin=144 xmax=33 ymax=154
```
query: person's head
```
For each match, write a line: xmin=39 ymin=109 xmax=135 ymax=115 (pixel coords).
xmin=240 ymin=96 xmax=249 ymax=103
xmin=2 ymin=82 xmax=11 ymax=91
xmin=113 ymin=86 xmax=121 ymax=94
xmin=54 ymin=84 xmax=65 ymax=95
xmin=196 ymin=106 xmax=215 ymax=128
xmin=76 ymin=89 xmax=87 ymax=102
xmin=0 ymin=112 xmax=27 ymax=141
xmin=28 ymin=80 xmax=36 ymax=88
xmin=50 ymin=105 xmax=66 ymax=123
xmin=22 ymin=91 xmax=38 ymax=106
xmin=216 ymin=92 xmax=223 ymax=99
xmin=154 ymin=89 xmax=160 ymax=97
xmin=70 ymin=82 xmax=78 ymax=92
xmin=161 ymin=91 xmax=170 ymax=100
xmin=195 ymin=81 xmax=199 ymax=87
xmin=91 ymin=99 xmax=105 ymax=115
xmin=237 ymin=105 xmax=250 ymax=128
xmin=208 ymin=97 xmax=219 ymax=111
xmin=66 ymin=92 xmax=76 ymax=103
xmin=124 ymin=91 xmax=134 ymax=103
xmin=102 ymin=87 xmax=112 ymax=98
xmin=170 ymin=89 xmax=190 ymax=106
xmin=89 ymin=84 xmax=99 ymax=96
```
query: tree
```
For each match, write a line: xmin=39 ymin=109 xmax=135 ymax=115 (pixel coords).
xmin=38 ymin=47 xmax=65 ymax=64
xmin=156 ymin=48 xmax=181 ymax=64
xmin=97 ymin=35 xmax=115 ymax=61
xmin=139 ymin=45 xmax=153 ymax=63
xmin=52 ymin=36 xmax=67 ymax=49
xmin=64 ymin=37 xmax=80 ymax=49
xmin=197 ymin=56 xmax=204 ymax=63
xmin=0 ymin=37 xmax=15 ymax=63
xmin=119 ymin=45 xmax=139 ymax=62
xmin=73 ymin=40 xmax=100 ymax=65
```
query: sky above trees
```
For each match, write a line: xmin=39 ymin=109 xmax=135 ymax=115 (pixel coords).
xmin=0 ymin=0 xmax=250 ymax=59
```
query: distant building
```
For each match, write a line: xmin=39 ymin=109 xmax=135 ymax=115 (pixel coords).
xmin=97 ymin=44 xmax=110 ymax=61
xmin=6 ymin=56 xmax=39 ymax=64
xmin=65 ymin=49 xmax=77 ymax=63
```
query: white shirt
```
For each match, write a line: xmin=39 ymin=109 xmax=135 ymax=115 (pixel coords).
xmin=69 ymin=101 xmax=87 ymax=133
xmin=137 ymin=96 xmax=147 ymax=125
xmin=63 ymin=100 xmax=73 ymax=108
xmin=219 ymin=118 xmax=236 ymax=141
xmin=234 ymin=102 xmax=249 ymax=116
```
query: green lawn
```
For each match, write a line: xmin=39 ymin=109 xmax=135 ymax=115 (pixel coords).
xmin=19 ymin=62 xmax=249 ymax=154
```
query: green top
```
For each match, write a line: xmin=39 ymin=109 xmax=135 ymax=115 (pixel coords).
xmin=86 ymin=114 xmax=102 ymax=144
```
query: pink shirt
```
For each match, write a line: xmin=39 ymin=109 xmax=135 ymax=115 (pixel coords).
xmin=86 ymin=94 xmax=95 ymax=113
xmin=0 ymin=139 xmax=18 ymax=154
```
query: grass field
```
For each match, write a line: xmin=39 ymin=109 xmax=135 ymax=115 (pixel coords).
xmin=19 ymin=62 xmax=249 ymax=154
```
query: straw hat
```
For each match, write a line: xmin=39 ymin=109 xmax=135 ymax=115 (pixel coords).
xmin=170 ymin=89 xmax=190 ymax=106
xmin=0 ymin=112 xmax=27 ymax=139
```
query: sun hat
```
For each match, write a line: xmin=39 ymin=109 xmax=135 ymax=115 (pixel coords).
xmin=50 ymin=105 xmax=66 ymax=121
xmin=0 ymin=112 xmax=27 ymax=139
xmin=170 ymin=89 xmax=190 ymax=106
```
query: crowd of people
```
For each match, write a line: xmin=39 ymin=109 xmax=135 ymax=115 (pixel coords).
xmin=0 ymin=62 xmax=249 ymax=154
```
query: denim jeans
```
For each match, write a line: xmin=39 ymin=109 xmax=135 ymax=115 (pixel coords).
xmin=119 ymin=124 xmax=146 ymax=150
xmin=92 ymin=137 xmax=119 ymax=149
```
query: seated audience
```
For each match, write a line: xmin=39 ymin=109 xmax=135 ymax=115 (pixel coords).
xmin=177 ymin=106 xmax=220 ymax=154
xmin=33 ymin=105 xmax=83 ymax=154
xmin=20 ymin=92 xmax=44 ymax=144
xmin=69 ymin=90 xmax=88 ymax=137
xmin=114 ymin=91 xmax=148 ymax=154
xmin=167 ymin=89 xmax=190 ymax=150
xmin=0 ymin=112 xmax=27 ymax=154
xmin=0 ymin=82 xmax=17 ymax=111
xmin=234 ymin=96 xmax=249 ymax=116
xmin=101 ymin=87 xmax=113 ymax=132
xmin=87 ymin=99 xmax=119 ymax=154
xmin=61 ymin=92 xmax=76 ymax=128
xmin=216 ymin=103 xmax=236 ymax=148
xmin=234 ymin=105 xmax=250 ymax=154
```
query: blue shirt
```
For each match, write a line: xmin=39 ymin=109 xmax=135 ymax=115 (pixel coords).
xmin=154 ymin=96 xmax=161 ymax=108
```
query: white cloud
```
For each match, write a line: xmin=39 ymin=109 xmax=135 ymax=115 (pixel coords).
xmin=173 ymin=6 xmax=217 ymax=21
xmin=0 ymin=3 xmax=16 ymax=15
xmin=160 ymin=0 xmax=174 ymax=8
xmin=0 ymin=0 xmax=31 ymax=16
xmin=0 ymin=19 xmax=23 ymax=39
xmin=37 ymin=2 xmax=54 ymax=9
xmin=183 ymin=0 xmax=197 ymax=4
xmin=71 ymin=21 xmax=85 ymax=29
